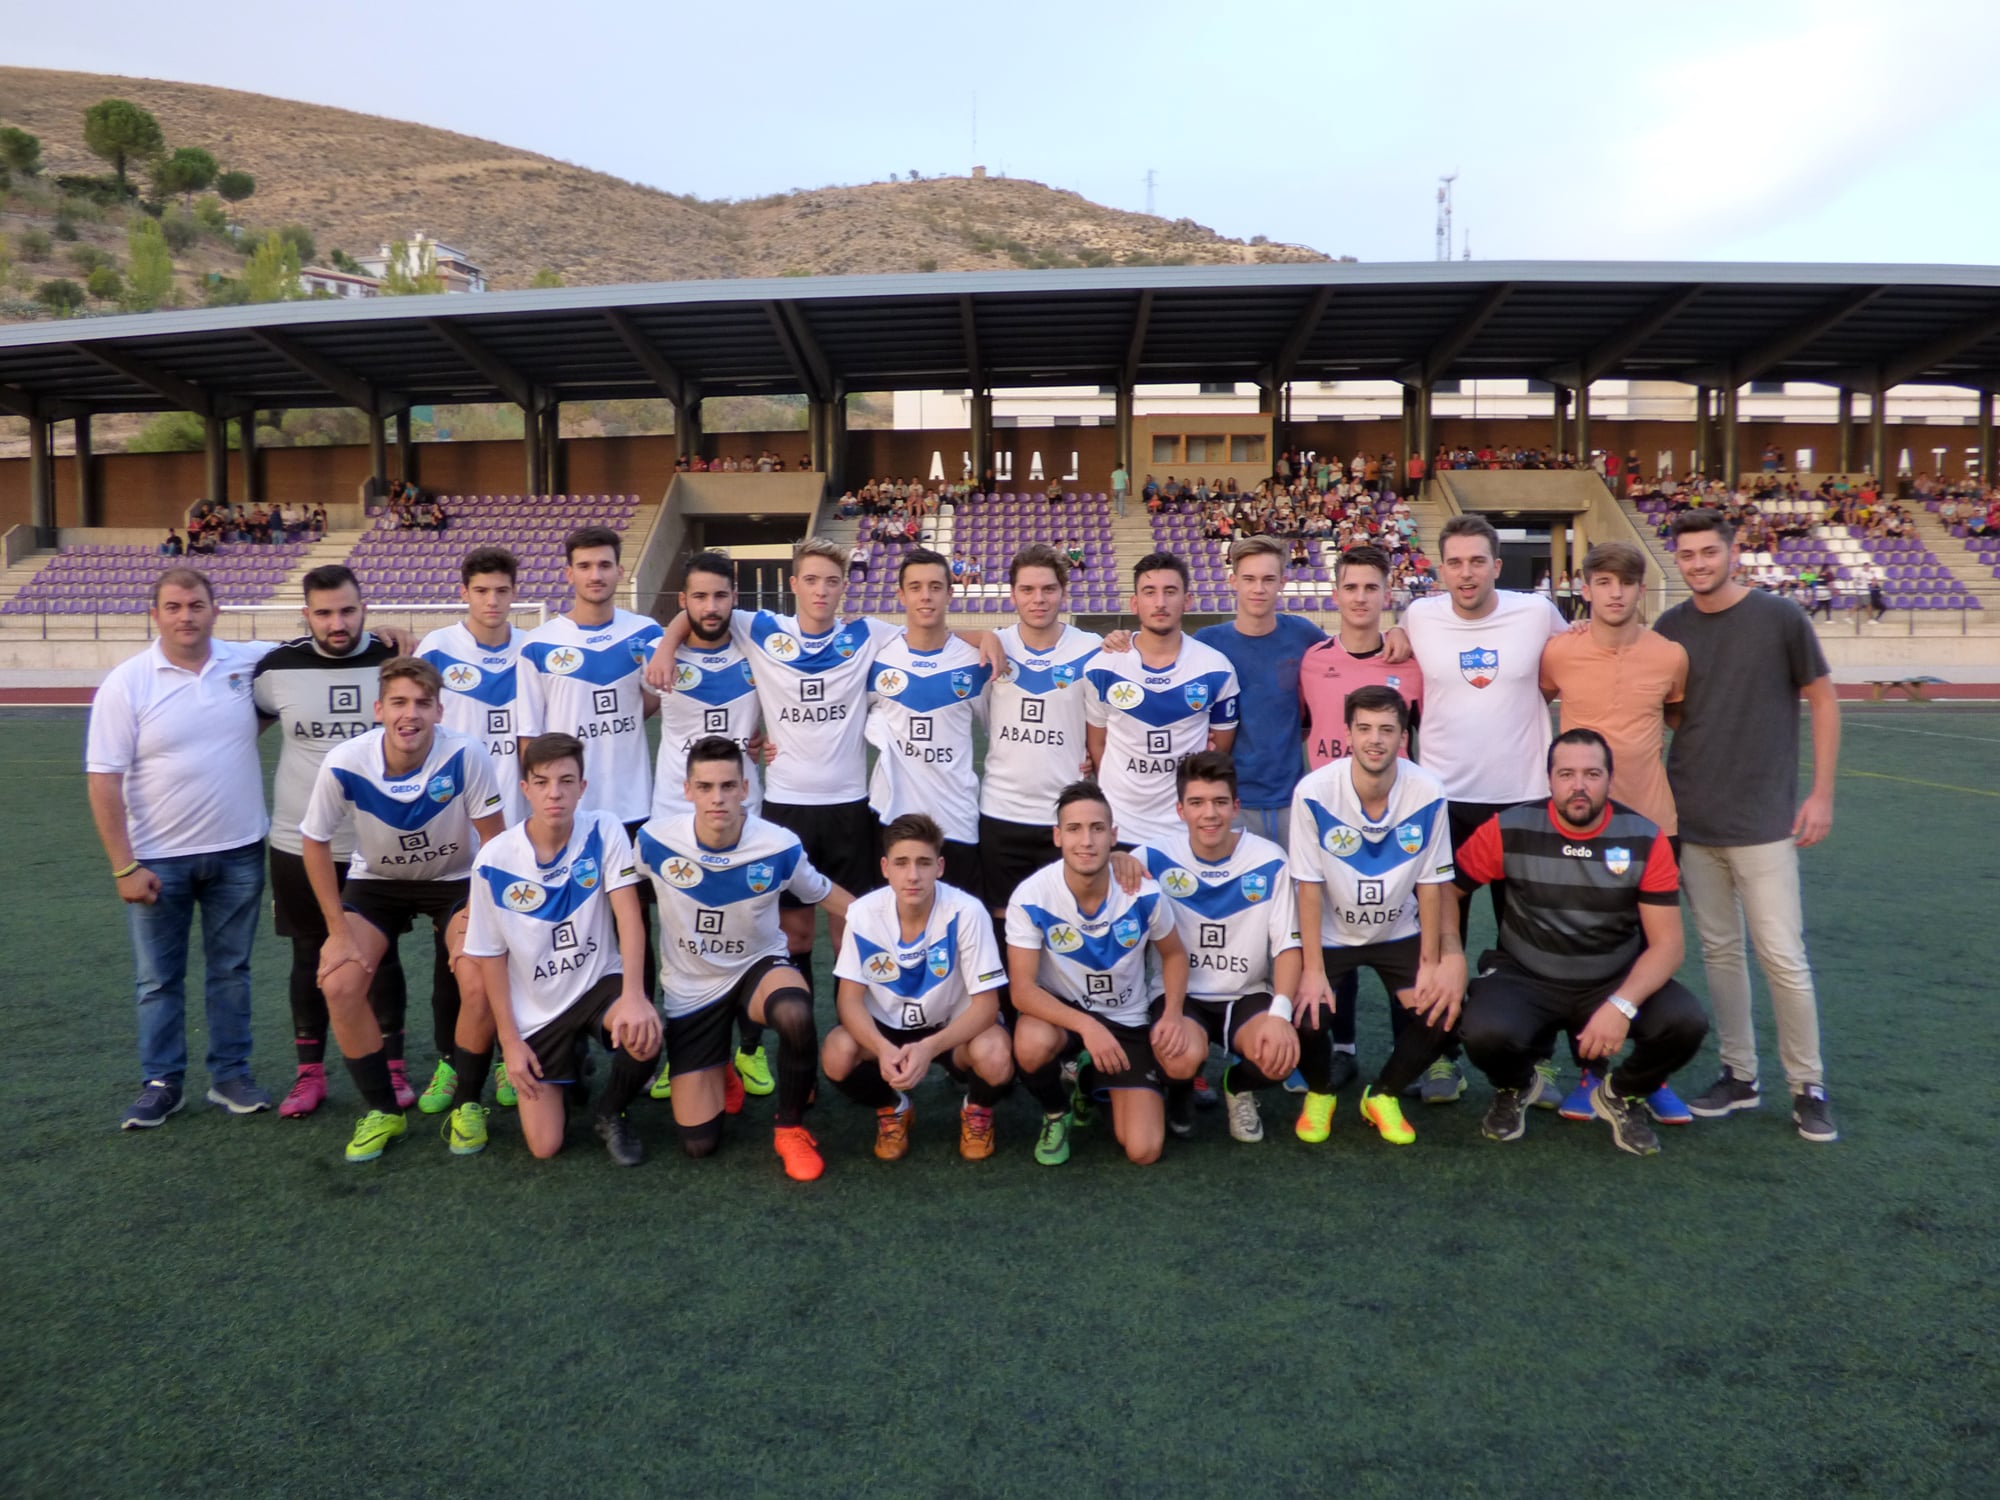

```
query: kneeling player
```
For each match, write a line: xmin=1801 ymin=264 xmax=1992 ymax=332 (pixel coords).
xmin=824 ymin=814 xmax=1012 ymax=1161
xmin=1125 ymin=751 xmax=1315 ymax=1145
xmin=301 ymin=657 xmax=506 ymax=1163
xmin=462 ymin=733 xmax=662 ymax=1165
xmin=1007 ymin=782 xmax=1193 ymax=1167
xmin=636 ymin=736 xmax=853 ymax=1181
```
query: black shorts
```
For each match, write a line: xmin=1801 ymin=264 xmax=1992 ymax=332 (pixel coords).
xmin=1319 ymin=935 xmax=1422 ymax=995
xmin=271 ymin=845 xmax=347 ymax=940
xmin=763 ymin=798 xmax=882 ymax=906
xmin=978 ymin=814 xmax=1056 ymax=910
xmin=342 ymin=877 xmax=470 ymax=940
xmin=1091 ymin=997 xmax=1166 ymax=1093
xmin=664 ymin=954 xmax=799 ymax=1077
xmin=523 ymin=974 xmax=625 ymax=1080
xmin=1188 ymin=994 xmax=1273 ymax=1052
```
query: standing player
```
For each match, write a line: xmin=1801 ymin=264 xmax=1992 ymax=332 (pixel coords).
xmin=300 ymin=659 xmax=506 ymax=1163
xmin=252 ymin=564 xmax=411 ymax=1118
xmin=1084 ymin=552 xmax=1240 ymax=850
xmin=865 ymin=548 xmax=992 ymax=889
xmin=1125 ymin=752 xmax=1316 ymax=1146
xmin=1395 ymin=514 xmax=1568 ymax=1104
xmin=1006 ymin=782 xmax=1194 ymax=1167
xmin=644 ymin=550 xmax=771 ymax=1102
xmin=824 ymin=814 xmax=1012 ymax=1161
xmin=636 ymin=737 xmax=854 ymax=1181
xmin=461 ymin=732 xmax=661 ymax=1166
xmin=1288 ymin=686 xmax=1461 ymax=1147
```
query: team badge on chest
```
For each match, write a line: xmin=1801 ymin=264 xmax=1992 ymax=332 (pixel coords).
xmin=1459 ymin=648 xmax=1499 ymax=688
xmin=1604 ymin=847 xmax=1631 ymax=876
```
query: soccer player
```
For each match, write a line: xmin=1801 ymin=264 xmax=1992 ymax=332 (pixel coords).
xmin=1538 ymin=539 xmax=1692 ymax=1125
xmin=977 ymin=543 xmax=1103 ymax=930
xmin=865 ymin=547 xmax=992 ymax=889
xmin=1394 ymin=513 xmax=1568 ymax=1105
xmin=635 ymin=736 xmax=854 ymax=1182
xmin=1446 ymin=730 xmax=1709 ymax=1156
xmin=644 ymin=550 xmax=771 ymax=1102
xmin=824 ymin=813 xmax=1012 ymax=1161
xmin=460 ymin=732 xmax=661 ymax=1166
xmin=299 ymin=658 xmax=507 ymax=1163
xmin=1006 ymin=782 xmax=1194 ymax=1167
xmin=1125 ymin=751 xmax=1314 ymax=1146
xmin=1289 ymin=686 xmax=1461 ymax=1146
xmin=1657 ymin=509 xmax=1841 ymax=1142
xmin=1083 ymin=552 xmax=1239 ymax=850
xmin=252 ymin=564 xmax=411 ymax=1118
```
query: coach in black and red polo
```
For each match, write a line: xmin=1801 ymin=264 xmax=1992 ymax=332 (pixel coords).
xmin=1450 ymin=727 xmax=1708 ymax=1157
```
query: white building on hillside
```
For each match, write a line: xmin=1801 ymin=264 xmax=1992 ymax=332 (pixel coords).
xmin=357 ymin=234 xmax=487 ymax=294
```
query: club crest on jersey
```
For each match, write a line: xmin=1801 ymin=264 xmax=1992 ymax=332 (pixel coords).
xmin=1052 ymin=662 xmax=1079 ymax=688
xmin=572 ymin=857 xmax=600 ymax=891
xmin=1324 ymin=825 xmax=1362 ymax=857
xmin=1395 ymin=821 xmax=1425 ymax=854
xmin=1046 ymin=923 xmax=1082 ymax=954
xmin=875 ymin=668 xmax=907 ymax=697
xmin=950 ymin=669 xmax=976 ymax=699
xmin=1459 ymin=648 xmax=1499 ymax=688
xmin=673 ymin=662 xmax=702 ymax=691
xmin=927 ymin=942 xmax=952 ymax=978
xmin=1240 ymin=871 xmax=1270 ymax=903
xmin=1113 ymin=913 xmax=1143 ymax=949
xmin=1184 ymin=681 xmax=1211 ymax=711
xmin=443 ymin=663 xmax=481 ymax=691
xmin=833 ymin=631 xmax=858 ymax=660
xmin=745 ymin=862 xmax=775 ymax=894
xmin=1605 ymin=846 xmax=1631 ymax=876
xmin=865 ymin=952 xmax=901 ymax=982
xmin=998 ymin=659 xmax=1019 ymax=684
xmin=546 ymin=646 xmax=583 ymax=676
xmin=503 ymin=881 xmax=545 ymax=912
xmin=763 ymin=633 xmax=801 ymax=662
xmin=627 ymin=636 xmax=653 ymax=667
xmin=1161 ymin=867 xmax=1198 ymax=899
xmin=661 ymin=856 xmax=703 ymax=889
xmin=1386 ymin=674 xmax=1402 ymax=690
xmin=1108 ymin=682 xmax=1143 ymax=710
xmin=426 ymin=773 xmax=455 ymax=803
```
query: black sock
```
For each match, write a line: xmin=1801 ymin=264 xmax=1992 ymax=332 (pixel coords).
xmin=1020 ymin=1061 xmax=1068 ymax=1115
xmin=293 ymin=1032 xmax=326 ymax=1068
xmin=1224 ymin=1059 xmax=1277 ymax=1094
xmin=429 ymin=931 xmax=461 ymax=1058
xmin=380 ymin=1029 xmax=406 ymax=1064
xmin=596 ymin=1045 xmax=654 ymax=1121
xmin=965 ymin=1072 xmax=1008 ymax=1108
xmin=737 ymin=1017 xmax=765 ymax=1058
xmin=1166 ymin=1078 xmax=1193 ymax=1114
xmin=1298 ymin=1025 xmax=1336 ymax=1094
xmin=832 ymin=1059 xmax=898 ymax=1110
xmin=345 ymin=1048 xmax=402 ymax=1114
xmin=287 ymin=937 xmax=329 ymax=1065
xmin=1372 ymin=1013 xmax=1454 ymax=1097
xmin=1077 ymin=1059 xmax=1101 ymax=1099
xmin=369 ymin=945 xmax=408 ymax=1040
xmin=449 ymin=1046 xmax=491 ymax=1109
xmin=765 ymin=988 xmax=818 ymax=1127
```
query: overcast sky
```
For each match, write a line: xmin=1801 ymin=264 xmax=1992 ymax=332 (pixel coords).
xmin=10 ymin=0 xmax=1998 ymax=266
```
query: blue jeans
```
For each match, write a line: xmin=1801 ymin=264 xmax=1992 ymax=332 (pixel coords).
xmin=127 ymin=840 xmax=265 ymax=1085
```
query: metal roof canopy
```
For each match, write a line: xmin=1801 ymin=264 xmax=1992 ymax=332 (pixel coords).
xmin=4 ymin=260 xmax=2000 ymax=422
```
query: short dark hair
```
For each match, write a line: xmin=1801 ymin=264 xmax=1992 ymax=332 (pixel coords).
xmin=684 ymin=734 xmax=743 ymax=777
xmin=681 ymin=550 xmax=736 ymax=590
xmin=150 ymin=566 xmax=213 ymax=608
xmin=1009 ymin=542 xmax=1070 ymax=587
xmin=1175 ymin=750 xmax=1239 ymax=801
xmin=1132 ymin=550 xmax=1190 ymax=589
xmin=1344 ymin=683 xmax=1410 ymax=732
xmin=302 ymin=563 xmax=359 ymax=600
xmin=1438 ymin=513 xmax=1500 ymax=559
xmin=460 ymin=546 xmax=518 ymax=586
xmin=897 ymin=547 xmax=952 ymax=587
xmin=564 ymin=525 xmax=622 ymax=563
xmin=1054 ymin=780 xmax=1111 ymax=820
xmin=521 ymin=732 xmax=584 ymax=781
xmin=1669 ymin=508 xmax=1736 ymax=546
xmin=1547 ymin=726 xmax=1613 ymax=775
xmin=377 ymin=655 xmax=444 ymax=700
xmin=881 ymin=812 xmax=945 ymax=856
xmin=1335 ymin=544 xmax=1391 ymax=582
xmin=1581 ymin=540 xmax=1647 ymax=586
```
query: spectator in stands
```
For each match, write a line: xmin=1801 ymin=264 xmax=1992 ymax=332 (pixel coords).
xmin=1555 ymin=570 xmax=1574 ymax=620
xmin=161 ymin=529 xmax=184 ymax=557
xmin=1142 ymin=474 xmax=1160 ymax=510
xmin=756 ymin=452 xmax=775 ymax=473
xmin=1065 ymin=538 xmax=1086 ymax=576
xmin=1867 ymin=575 xmax=1887 ymax=622
xmin=1111 ymin=462 xmax=1129 ymax=517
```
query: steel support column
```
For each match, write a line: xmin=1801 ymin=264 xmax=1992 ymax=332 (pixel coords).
xmin=674 ymin=397 xmax=702 ymax=469
xmin=1868 ymin=386 xmax=1886 ymax=483
xmin=74 ymin=413 xmax=97 ymax=527
xmin=1416 ymin=382 xmax=1434 ymax=479
xmin=1979 ymin=388 xmax=1995 ymax=487
xmin=522 ymin=404 xmax=542 ymax=496
xmin=396 ymin=410 xmax=418 ymax=486
xmin=1400 ymin=385 xmax=1416 ymax=475
xmin=1551 ymin=386 xmax=1568 ymax=456
xmin=827 ymin=390 xmax=847 ymax=495
xmin=971 ymin=389 xmax=994 ymax=492
xmin=1693 ymin=386 xmax=1712 ymax=477
xmin=542 ymin=404 xmax=563 ymax=495
xmin=1720 ymin=384 xmax=1739 ymax=489
xmin=205 ymin=413 xmax=229 ymax=509
xmin=27 ymin=413 xmax=53 ymax=530
xmin=368 ymin=410 xmax=388 ymax=501
xmin=241 ymin=410 xmax=261 ymax=508
xmin=1574 ymin=381 xmax=1592 ymax=467
xmin=1836 ymin=387 xmax=1854 ymax=473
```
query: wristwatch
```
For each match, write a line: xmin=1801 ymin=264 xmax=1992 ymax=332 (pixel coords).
xmin=1608 ymin=995 xmax=1638 ymax=1021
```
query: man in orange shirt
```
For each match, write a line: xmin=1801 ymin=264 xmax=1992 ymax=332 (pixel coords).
xmin=1538 ymin=539 xmax=1691 ymax=1125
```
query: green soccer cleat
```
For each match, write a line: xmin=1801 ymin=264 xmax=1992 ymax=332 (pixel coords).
xmin=444 ymin=1102 xmax=489 ymax=1157
xmin=1359 ymin=1087 xmax=1416 ymax=1145
xmin=648 ymin=1062 xmax=673 ymax=1101
xmin=418 ymin=1060 xmax=457 ymax=1115
xmin=1294 ymin=1091 xmax=1337 ymax=1144
xmin=1034 ymin=1111 xmax=1073 ymax=1166
xmin=735 ymin=1046 xmax=775 ymax=1097
xmin=345 ymin=1109 xmax=407 ymax=1163
xmin=493 ymin=1059 xmax=517 ymax=1109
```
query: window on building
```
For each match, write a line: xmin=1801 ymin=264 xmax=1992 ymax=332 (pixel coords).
xmin=1097 ymin=384 xmax=1118 ymax=396
xmin=1431 ymin=378 xmax=1463 ymax=395
xmin=1054 ymin=415 xmax=1082 ymax=427
xmin=1749 ymin=380 xmax=1785 ymax=394
xmin=1198 ymin=382 xmax=1235 ymax=395
xmin=1152 ymin=434 xmax=1180 ymax=464
xmin=1185 ymin=434 xmax=1227 ymax=464
xmin=1795 ymin=448 xmax=1814 ymax=471
xmin=1524 ymin=377 xmax=1554 ymax=393
xmin=993 ymin=416 xmax=1020 ymax=429
xmin=1229 ymin=435 xmax=1267 ymax=464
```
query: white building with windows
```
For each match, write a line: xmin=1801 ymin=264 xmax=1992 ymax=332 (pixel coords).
xmin=356 ymin=234 xmax=488 ymax=294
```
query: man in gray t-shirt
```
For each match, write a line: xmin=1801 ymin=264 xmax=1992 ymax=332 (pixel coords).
xmin=1654 ymin=509 xmax=1840 ymax=1143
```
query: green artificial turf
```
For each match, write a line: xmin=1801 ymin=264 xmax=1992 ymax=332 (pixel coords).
xmin=1 ymin=706 xmax=1994 ymax=1498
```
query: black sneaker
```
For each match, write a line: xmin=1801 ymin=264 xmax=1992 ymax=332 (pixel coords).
xmin=594 ymin=1112 xmax=646 ymax=1167
xmin=120 ymin=1079 xmax=185 ymax=1131
xmin=1687 ymin=1070 xmax=1761 ymax=1118
xmin=1481 ymin=1086 xmax=1531 ymax=1142
xmin=1792 ymin=1086 xmax=1839 ymax=1143
xmin=1166 ymin=1084 xmax=1195 ymax=1140
xmin=1325 ymin=1050 xmax=1359 ymax=1094
xmin=1590 ymin=1080 xmax=1661 ymax=1157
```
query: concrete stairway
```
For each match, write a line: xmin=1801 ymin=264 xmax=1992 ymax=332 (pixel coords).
xmin=275 ymin=529 xmax=367 ymax=600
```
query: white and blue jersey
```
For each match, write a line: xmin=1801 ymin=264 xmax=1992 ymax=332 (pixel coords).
xmin=1287 ymin=758 xmax=1455 ymax=946
xmin=865 ymin=634 xmax=992 ymax=842
xmin=833 ymin=882 xmax=1006 ymax=1032
xmin=727 ymin=609 xmax=898 ymax=804
xmin=299 ymin=726 xmax=503 ymax=883
xmin=1004 ymin=862 xmax=1175 ymax=1028
xmin=979 ymin=623 xmax=1103 ymax=826
xmin=516 ymin=609 xmax=663 ymax=823
xmin=635 ymin=812 xmax=833 ymax=1013
xmin=418 ymin=622 xmax=527 ymax=825
xmin=652 ymin=640 xmax=763 ymax=823
xmin=463 ymin=810 xmax=641 ymax=1036
xmin=1084 ymin=637 xmax=1240 ymax=848
xmin=1132 ymin=828 xmax=1300 ymax=1003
